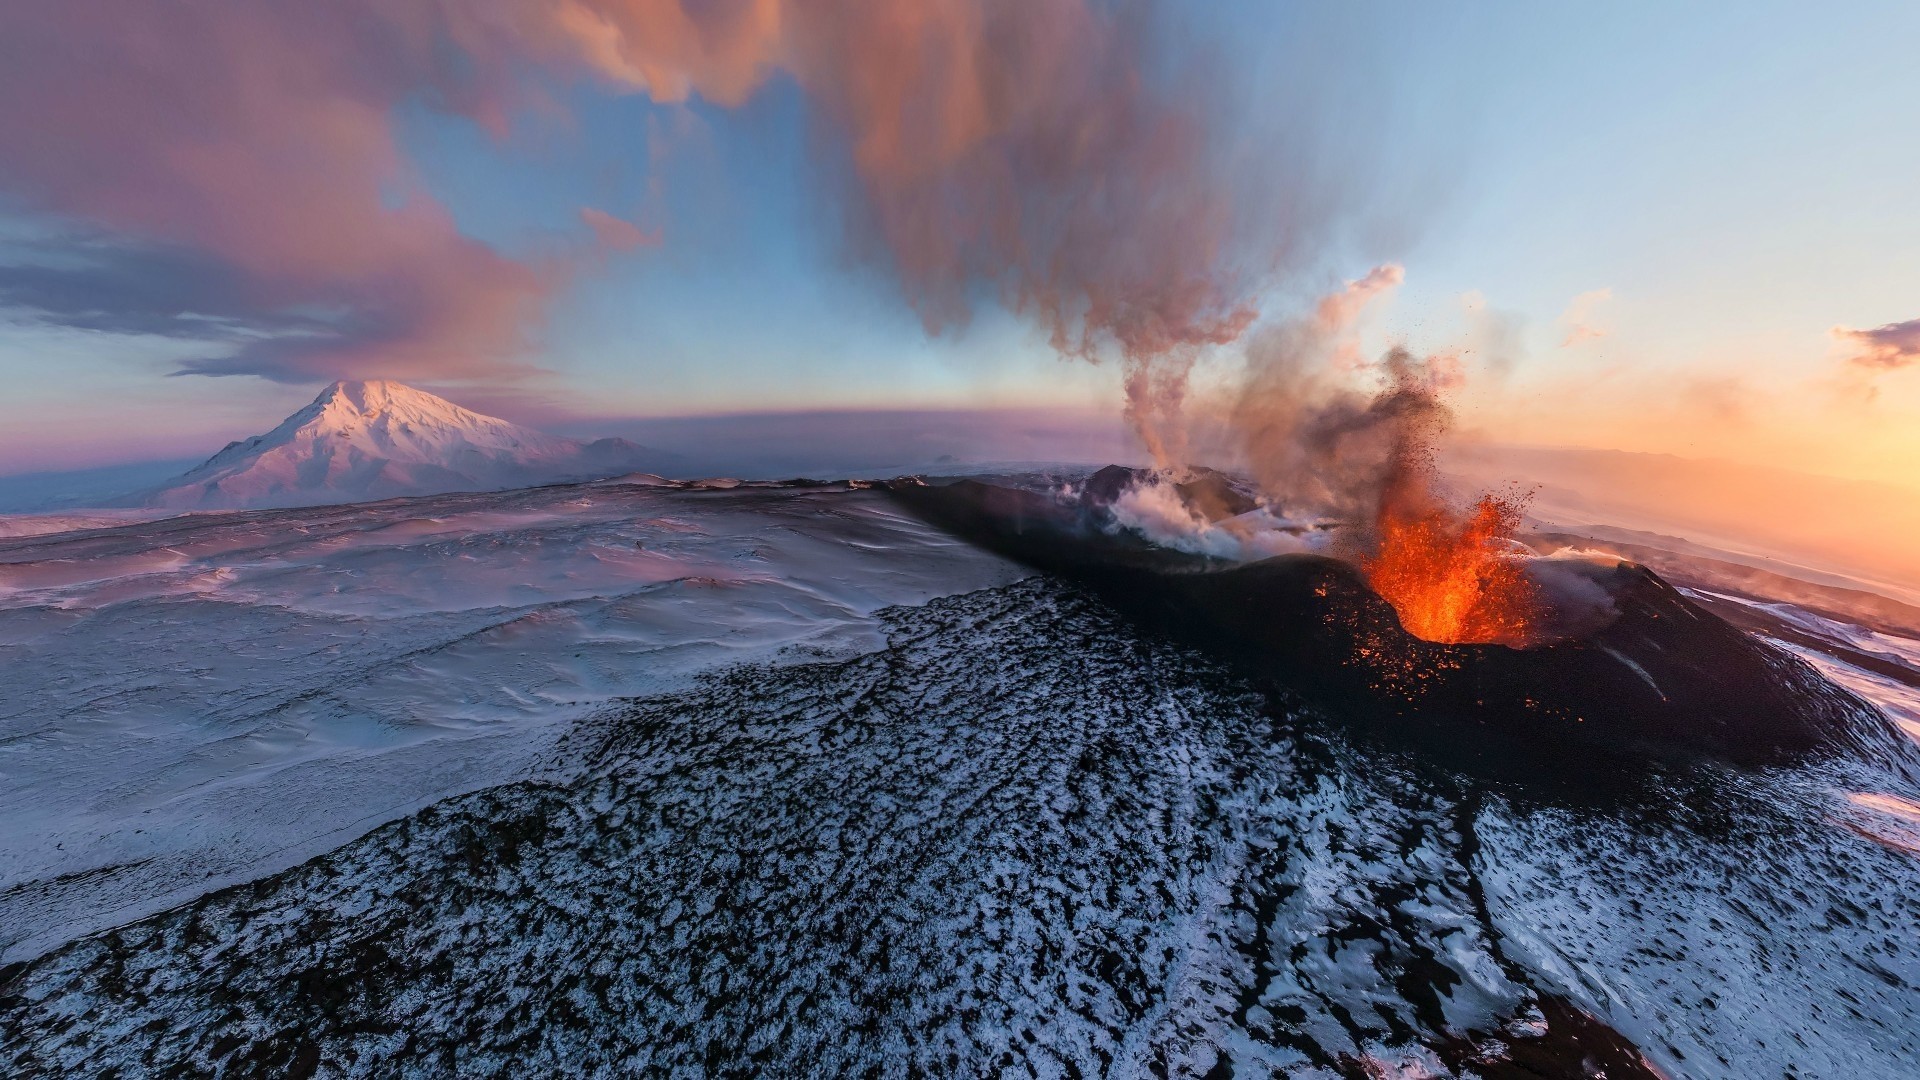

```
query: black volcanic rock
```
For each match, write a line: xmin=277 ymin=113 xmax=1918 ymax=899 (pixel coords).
xmin=890 ymin=477 xmax=1907 ymax=774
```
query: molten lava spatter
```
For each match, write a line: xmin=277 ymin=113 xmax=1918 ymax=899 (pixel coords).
xmin=1310 ymin=350 xmax=1548 ymax=647
xmin=1363 ymin=491 xmax=1543 ymax=647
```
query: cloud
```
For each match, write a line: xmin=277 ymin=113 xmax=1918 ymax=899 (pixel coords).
xmin=1834 ymin=318 xmax=1920 ymax=372
xmin=542 ymin=1 xmax=1268 ymax=355
xmin=579 ymin=208 xmax=661 ymax=253
xmin=1558 ymin=288 xmax=1612 ymax=348
xmin=0 ymin=1 xmax=1304 ymax=397
xmin=1315 ymin=264 xmax=1404 ymax=333
xmin=0 ymin=237 xmax=320 ymax=340
xmin=0 ymin=3 xmax=571 ymax=383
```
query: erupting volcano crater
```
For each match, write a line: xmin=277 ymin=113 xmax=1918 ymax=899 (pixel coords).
xmin=890 ymin=469 xmax=1908 ymax=777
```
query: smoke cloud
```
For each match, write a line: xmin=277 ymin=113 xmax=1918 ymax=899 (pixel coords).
xmin=1217 ymin=271 xmax=1597 ymax=646
xmin=1459 ymin=290 xmax=1527 ymax=377
xmin=1227 ymin=264 xmax=1412 ymax=519
xmin=0 ymin=1 xmax=1276 ymax=404
xmin=542 ymin=0 xmax=1272 ymax=459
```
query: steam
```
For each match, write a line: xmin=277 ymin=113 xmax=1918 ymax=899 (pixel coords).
xmin=1113 ymin=260 xmax=1454 ymax=539
xmin=1105 ymin=481 xmax=1316 ymax=562
xmin=1228 ymin=264 xmax=1414 ymax=520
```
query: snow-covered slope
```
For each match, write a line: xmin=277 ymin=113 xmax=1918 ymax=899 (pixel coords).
xmin=3 ymin=472 xmax=1920 ymax=1076
xmin=0 ymin=480 xmax=1025 ymax=964
xmin=3 ymin=480 xmax=1920 ymax=1076
xmin=138 ymin=380 xmax=664 ymax=510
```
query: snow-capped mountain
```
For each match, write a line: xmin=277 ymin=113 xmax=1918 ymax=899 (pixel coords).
xmin=138 ymin=380 xmax=666 ymax=510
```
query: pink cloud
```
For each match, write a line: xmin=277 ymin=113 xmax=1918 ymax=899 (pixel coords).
xmin=1835 ymin=318 xmax=1920 ymax=372
xmin=1315 ymin=264 xmax=1405 ymax=332
xmin=0 ymin=3 xmax=559 ymax=383
xmin=580 ymin=208 xmax=661 ymax=253
xmin=0 ymin=1 xmax=1274 ymax=401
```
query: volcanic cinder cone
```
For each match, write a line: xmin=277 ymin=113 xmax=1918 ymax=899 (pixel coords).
xmin=889 ymin=476 xmax=1909 ymax=778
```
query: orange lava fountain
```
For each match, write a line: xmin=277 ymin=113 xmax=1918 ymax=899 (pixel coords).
xmin=1362 ymin=490 xmax=1542 ymax=646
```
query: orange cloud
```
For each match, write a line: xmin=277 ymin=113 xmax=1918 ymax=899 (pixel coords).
xmin=544 ymin=0 xmax=785 ymax=107
xmin=1558 ymin=288 xmax=1612 ymax=348
xmin=1315 ymin=264 xmax=1405 ymax=332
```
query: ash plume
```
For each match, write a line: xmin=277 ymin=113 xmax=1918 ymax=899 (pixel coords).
xmin=1229 ymin=264 xmax=1416 ymax=521
xmin=0 ymin=0 xmax=1286 ymax=413
xmin=548 ymin=0 xmax=1273 ymax=458
xmin=1203 ymin=266 xmax=1616 ymax=646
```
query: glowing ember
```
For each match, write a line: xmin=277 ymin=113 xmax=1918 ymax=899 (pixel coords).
xmin=1310 ymin=349 xmax=1550 ymax=647
xmin=1363 ymin=491 xmax=1543 ymax=647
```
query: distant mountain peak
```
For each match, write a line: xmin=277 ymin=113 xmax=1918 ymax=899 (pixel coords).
xmin=139 ymin=379 xmax=664 ymax=511
xmin=308 ymin=379 xmax=489 ymax=424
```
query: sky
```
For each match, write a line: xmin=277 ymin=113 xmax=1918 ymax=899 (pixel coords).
xmin=2 ymin=0 xmax=1918 ymax=490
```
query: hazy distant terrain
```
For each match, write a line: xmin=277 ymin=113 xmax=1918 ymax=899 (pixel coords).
xmin=11 ymin=421 xmax=1917 ymax=599
xmin=0 ymin=460 xmax=201 ymax=514
xmin=0 ymin=394 xmax=1142 ymax=518
xmin=1452 ymin=443 xmax=1920 ymax=602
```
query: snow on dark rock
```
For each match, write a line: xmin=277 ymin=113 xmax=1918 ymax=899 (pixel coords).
xmin=5 ymin=579 xmax=1917 ymax=1077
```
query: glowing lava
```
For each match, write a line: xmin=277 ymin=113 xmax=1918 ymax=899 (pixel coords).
xmin=1363 ymin=490 xmax=1542 ymax=646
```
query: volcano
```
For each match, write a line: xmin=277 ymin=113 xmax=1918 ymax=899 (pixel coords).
xmin=4 ymin=470 xmax=1919 ymax=1077
xmin=135 ymin=380 xmax=669 ymax=511
xmin=890 ymin=473 xmax=1908 ymax=776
